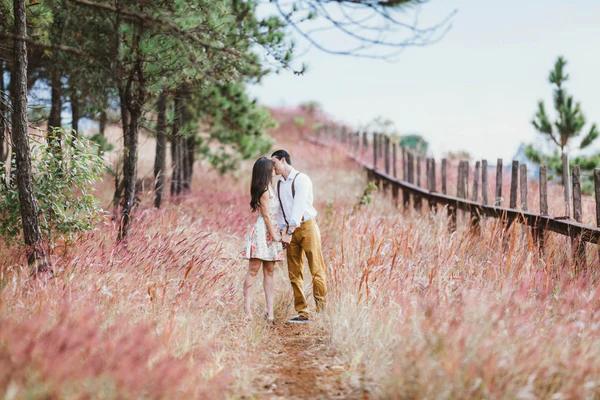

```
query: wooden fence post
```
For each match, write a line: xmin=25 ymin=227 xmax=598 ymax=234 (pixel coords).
xmin=442 ymin=159 xmax=447 ymax=195
xmin=416 ymin=157 xmax=422 ymax=187
xmin=457 ymin=161 xmax=465 ymax=199
xmin=495 ymin=159 xmax=503 ymax=207
xmin=401 ymin=147 xmax=408 ymax=181
xmin=379 ymin=133 xmax=383 ymax=166
xmin=482 ymin=160 xmax=489 ymax=205
xmin=385 ymin=136 xmax=390 ymax=175
xmin=373 ymin=133 xmax=378 ymax=170
xmin=402 ymin=148 xmax=409 ymax=208
xmin=392 ymin=143 xmax=399 ymax=206
xmin=415 ymin=156 xmax=422 ymax=210
xmin=406 ymin=150 xmax=414 ymax=183
xmin=473 ymin=161 xmax=480 ymax=202
xmin=464 ymin=160 xmax=470 ymax=200
xmin=451 ymin=160 xmax=465 ymax=233
xmin=393 ymin=143 xmax=397 ymax=178
xmin=459 ymin=161 xmax=470 ymax=218
xmin=520 ymin=164 xmax=528 ymax=211
xmin=510 ymin=160 xmax=519 ymax=209
xmin=442 ymin=158 xmax=455 ymax=231
xmin=594 ymin=168 xmax=600 ymax=263
xmin=407 ymin=152 xmax=414 ymax=184
xmin=537 ymin=165 xmax=548 ymax=253
xmin=562 ymin=153 xmax=571 ymax=218
xmin=470 ymin=161 xmax=481 ymax=233
xmin=428 ymin=158 xmax=437 ymax=212
xmin=425 ymin=158 xmax=429 ymax=182
xmin=383 ymin=136 xmax=390 ymax=194
xmin=520 ymin=163 xmax=530 ymax=240
xmin=432 ymin=158 xmax=437 ymax=194
xmin=572 ymin=165 xmax=586 ymax=273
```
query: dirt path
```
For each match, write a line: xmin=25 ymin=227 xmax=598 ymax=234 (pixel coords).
xmin=249 ymin=323 xmax=364 ymax=400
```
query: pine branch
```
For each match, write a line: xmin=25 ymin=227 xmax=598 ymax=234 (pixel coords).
xmin=0 ymin=33 xmax=83 ymax=55
xmin=532 ymin=101 xmax=562 ymax=150
xmin=580 ymin=124 xmax=599 ymax=150
xmin=68 ymin=0 xmax=244 ymax=58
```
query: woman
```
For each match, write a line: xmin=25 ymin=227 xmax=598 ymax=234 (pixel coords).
xmin=241 ymin=157 xmax=284 ymax=322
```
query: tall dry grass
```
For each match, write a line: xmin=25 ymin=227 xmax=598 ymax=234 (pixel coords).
xmin=315 ymin=140 xmax=600 ymax=399
xmin=0 ymin=161 xmax=297 ymax=398
xmin=2 ymin=122 xmax=600 ymax=398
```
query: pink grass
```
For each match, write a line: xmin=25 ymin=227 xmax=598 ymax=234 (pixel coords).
xmin=2 ymin=117 xmax=600 ymax=398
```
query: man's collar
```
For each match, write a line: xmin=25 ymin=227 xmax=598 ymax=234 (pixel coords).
xmin=280 ymin=167 xmax=298 ymax=182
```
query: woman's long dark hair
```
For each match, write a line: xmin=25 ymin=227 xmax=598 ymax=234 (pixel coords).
xmin=250 ymin=157 xmax=273 ymax=212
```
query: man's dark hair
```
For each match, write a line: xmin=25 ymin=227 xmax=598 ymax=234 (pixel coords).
xmin=271 ymin=149 xmax=292 ymax=166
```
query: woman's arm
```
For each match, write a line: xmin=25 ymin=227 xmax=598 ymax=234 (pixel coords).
xmin=260 ymin=190 xmax=281 ymax=241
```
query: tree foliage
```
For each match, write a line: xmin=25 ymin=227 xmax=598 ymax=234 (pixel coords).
xmin=532 ymin=56 xmax=598 ymax=155
xmin=0 ymin=129 xmax=104 ymax=246
xmin=0 ymin=0 xmax=450 ymax=245
xmin=527 ymin=56 xmax=600 ymax=190
xmin=399 ymin=134 xmax=428 ymax=156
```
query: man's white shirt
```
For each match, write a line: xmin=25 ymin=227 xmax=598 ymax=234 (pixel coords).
xmin=276 ymin=168 xmax=318 ymax=230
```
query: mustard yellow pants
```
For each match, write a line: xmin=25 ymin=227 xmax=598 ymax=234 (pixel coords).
xmin=286 ymin=219 xmax=327 ymax=316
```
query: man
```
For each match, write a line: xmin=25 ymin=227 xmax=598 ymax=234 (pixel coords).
xmin=271 ymin=149 xmax=327 ymax=324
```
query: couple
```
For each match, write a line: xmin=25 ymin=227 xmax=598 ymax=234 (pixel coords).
xmin=241 ymin=150 xmax=327 ymax=324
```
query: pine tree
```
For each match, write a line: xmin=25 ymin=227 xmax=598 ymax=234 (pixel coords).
xmin=532 ymin=56 xmax=598 ymax=156
xmin=10 ymin=0 xmax=50 ymax=274
xmin=527 ymin=56 xmax=599 ymax=190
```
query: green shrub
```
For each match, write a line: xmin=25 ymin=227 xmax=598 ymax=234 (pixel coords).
xmin=0 ymin=128 xmax=106 ymax=246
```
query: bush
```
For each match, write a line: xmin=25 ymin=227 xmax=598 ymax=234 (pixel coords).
xmin=0 ymin=128 xmax=106 ymax=246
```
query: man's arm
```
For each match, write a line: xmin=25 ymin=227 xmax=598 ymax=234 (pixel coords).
xmin=289 ymin=174 xmax=311 ymax=228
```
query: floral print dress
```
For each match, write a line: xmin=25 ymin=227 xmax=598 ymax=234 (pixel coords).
xmin=241 ymin=187 xmax=285 ymax=261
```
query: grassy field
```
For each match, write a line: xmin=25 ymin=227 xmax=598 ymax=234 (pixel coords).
xmin=2 ymin=120 xmax=600 ymax=399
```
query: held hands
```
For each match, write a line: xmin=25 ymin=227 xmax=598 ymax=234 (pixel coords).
xmin=280 ymin=233 xmax=292 ymax=249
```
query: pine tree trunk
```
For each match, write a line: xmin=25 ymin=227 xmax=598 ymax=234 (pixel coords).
xmin=48 ymin=68 xmax=62 ymax=146
xmin=117 ymin=59 xmax=146 ymax=241
xmin=12 ymin=0 xmax=49 ymax=273
xmin=99 ymin=110 xmax=107 ymax=136
xmin=118 ymin=102 xmax=141 ymax=240
xmin=170 ymin=91 xmax=182 ymax=196
xmin=169 ymin=131 xmax=178 ymax=196
xmin=184 ymin=136 xmax=195 ymax=192
xmin=153 ymin=89 xmax=168 ymax=208
xmin=112 ymin=102 xmax=128 ymax=220
xmin=71 ymin=91 xmax=80 ymax=137
xmin=181 ymin=140 xmax=189 ymax=194
xmin=181 ymin=94 xmax=194 ymax=193
xmin=0 ymin=60 xmax=7 ymax=164
xmin=5 ymin=63 xmax=14 ymax=188
xmin=560 ymin=148 xmax=566 ymax=185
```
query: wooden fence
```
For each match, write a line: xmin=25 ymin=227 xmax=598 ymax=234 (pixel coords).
xmin=313 ymin=127 xmax=600 ymax=270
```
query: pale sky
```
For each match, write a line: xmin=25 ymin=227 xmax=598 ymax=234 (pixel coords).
xmin=249 ymin=0 xmax=600 ymax=161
